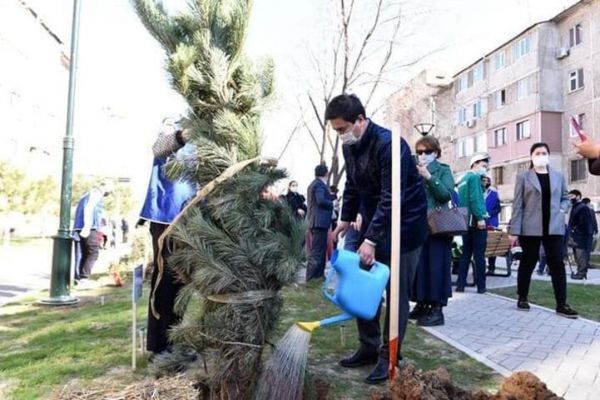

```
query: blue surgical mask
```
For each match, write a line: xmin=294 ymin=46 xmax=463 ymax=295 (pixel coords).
xmin=418 ymin=153 xmax=436 ymax=166
xmin=477 ymin=166 xmax=488 ymax=176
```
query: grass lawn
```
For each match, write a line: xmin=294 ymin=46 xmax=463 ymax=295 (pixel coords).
xmin=490 ymin=280 xmax=600 ymax=322
xmin=0 ymin=283 xmax=149 ymax=400
xmin=0 ymin=278 xmax=502 ymax=400
xmin=277 ymin=281 xmax=501 ymax=399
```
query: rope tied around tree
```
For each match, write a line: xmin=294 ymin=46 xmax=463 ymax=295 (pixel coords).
xmin=150 ymin=156 xmax=277 ymax=319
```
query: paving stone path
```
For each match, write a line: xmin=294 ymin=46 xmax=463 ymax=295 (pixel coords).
xmin=423 ymin=285 xmax=600 ymax=400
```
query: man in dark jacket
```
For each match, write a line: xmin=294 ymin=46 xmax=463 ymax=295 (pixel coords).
xmin=568 ymin=190 xmax=595 ymax=279
xmin=329 ymin=94 xmax=427 ymax=383
xmin=306 ymin=164 xmax=334 ymax=280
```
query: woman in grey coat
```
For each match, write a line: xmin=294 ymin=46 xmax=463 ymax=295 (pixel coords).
xmin=509 ymin=142 xmax=578 ymax=318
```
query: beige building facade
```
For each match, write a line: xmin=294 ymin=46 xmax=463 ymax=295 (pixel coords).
xmin=386 ymin=0 xmax=600 ymax=218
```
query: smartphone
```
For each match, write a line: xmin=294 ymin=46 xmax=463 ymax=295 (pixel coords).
xmin=570 ymin=116 xmax=587 ymax=141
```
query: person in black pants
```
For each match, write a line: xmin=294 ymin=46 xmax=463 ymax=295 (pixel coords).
xmin=509 ymin=142 xmax=578 ymax=318
xmin=328 ymin=94 xmax=427 ymax=384
xmin=305 ymin=164 xmax=334 ymax=281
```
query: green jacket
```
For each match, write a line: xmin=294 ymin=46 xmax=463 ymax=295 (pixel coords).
xmin=457 ymin=171 xmax=487 ymax=222
xmin=423 ymin=161 xmax=454 ymax=210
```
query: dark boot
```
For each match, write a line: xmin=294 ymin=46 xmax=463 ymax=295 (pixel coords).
xmin=408 ymin=303 xmax=429 ymax=320
xmin=417 ymin=305 xmax=444 ymax=327
xmin=365 ymin=356 xmax=388 ymax=384
xmin=571 ymin=271 xmax=587 ymax=280
xmin=339 ymin=346 xmax=378 ymax=368
xmin=517 ymin=297 xmax=530 ymax=311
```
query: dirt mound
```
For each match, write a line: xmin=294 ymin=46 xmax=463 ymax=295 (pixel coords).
xmin=372 ymin=366 xmax=563 ymax=400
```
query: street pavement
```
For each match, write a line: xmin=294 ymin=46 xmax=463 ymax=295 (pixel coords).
xmin=0 ymin=239 xmax=124 ymax=306
xmin=421 ymin=262 xmax=600 ymax=400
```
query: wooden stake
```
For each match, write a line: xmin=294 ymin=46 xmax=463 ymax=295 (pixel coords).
xmin=388 ymin=129 xmax=401 ymax=379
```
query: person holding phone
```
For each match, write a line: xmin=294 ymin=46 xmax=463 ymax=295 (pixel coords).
xmin=509 ymin=142 xmax=578 ymax=318
xmin=570 ymin=115 xmax=600 ymax=175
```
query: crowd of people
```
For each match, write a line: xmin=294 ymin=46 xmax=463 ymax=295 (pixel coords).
xmin=134 ymin=95 xmax=600 ymax=385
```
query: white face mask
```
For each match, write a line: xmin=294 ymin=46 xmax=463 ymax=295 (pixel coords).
xmin=476 ymin=166 xmax=488 ymax=176
xmin=532 ymin=154 xmax=549 ymax=168
xmin=340 ymin=130 xmax=358 ymax=145
xmin=418 ymin=153 xmax=436 ymax=166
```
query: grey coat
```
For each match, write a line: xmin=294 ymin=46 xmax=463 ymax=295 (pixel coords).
xmin=510 ymin=168 xmax=570 ymax=237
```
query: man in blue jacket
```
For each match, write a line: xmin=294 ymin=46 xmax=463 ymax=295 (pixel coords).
xmin=482 ymin=175 xmax=501 ymax=274
xmin=329 ymin=94 xmax=427 ymax=383
xmin=305 ymin=164 xmax=334 ymax=280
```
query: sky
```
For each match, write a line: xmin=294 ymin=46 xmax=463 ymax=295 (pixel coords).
xmin=21 ymin=0 xmax=579 ymax=204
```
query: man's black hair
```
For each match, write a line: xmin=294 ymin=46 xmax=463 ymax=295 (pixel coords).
xmin=569 ymin=189 xmax=582 ymax=198
xmin=325 ymin=94 xmax=366 ymax=123
xmin=582 ymin=197 xmax=591 ymax=204
xmin=315 ymin=164 xmax=328 ymax=177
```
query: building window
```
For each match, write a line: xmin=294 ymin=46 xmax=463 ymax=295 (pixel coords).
xmin=456 ymin=139 xmax=466 ymax=158
xmin=493 ymin=166 xmax=504 ymax=185
xmin=475 ymin=132 xmax=487 ymax=153
xmin=457 ymin=107 xmax=467 ymax=125
xmin=494 ymin=52 xmax=505 ymax=70
xmin=473 ymin=63 xmax=484 ymax=83
xmin=570 ymin=159 xmax=587 ymax=182
xmin=457 ymin=74 xmax=469 ymax=92
xmin=569 ymin=68 xmax=584 ymax=92
xmin=495 ymin=89 xmax=506 ymax=108
xmin=514 ymin=36 xmax=531 ymax=59
xmin=569 ymin=24 xmax=583 ymax=47
xmin=473 ymin=101 xmax=481 ymax=119
xmin=494 ymin=127 xmax=507 ymax=146
xmin=517 ymin=78 xmax=528 ymax=100
xmin=570 ymin=113 xmax=585 ymax=137
xmin=516 ymin=120 xmax=530 ymax=141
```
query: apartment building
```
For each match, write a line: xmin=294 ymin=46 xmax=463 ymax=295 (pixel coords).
xmin=387 ymin=0 xmax=600 ymax=214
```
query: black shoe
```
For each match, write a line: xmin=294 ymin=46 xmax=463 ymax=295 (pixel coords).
xmin=408 ymin=303 xmax=429 ymax=320
xmin=365 ymin=357 xmax=388 ymax=384
xmin=417 ymin=306 xmax=444 ymax=327
xmin=455 ymin=286 xmax=465 ymax=293
xmin=556 ymin=304 xmax=579 ymax=319
xmin=477 ymin=288 xmax=486 ymax=294
xmin=486 ymin=268 xmax=495 ymax=276
xmin=339 ymin=347 xmax=378 ymax=368
xmin=571 ymin=272 xmax=587 ymax=280
xmin=517 ymin=298 xmax=530 ymax=311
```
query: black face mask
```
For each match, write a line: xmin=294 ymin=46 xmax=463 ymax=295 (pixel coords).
xmin=571 ymin=198 xmax=578 ymax=205
xmin=484 ymin=184 xmax=491 ymax=189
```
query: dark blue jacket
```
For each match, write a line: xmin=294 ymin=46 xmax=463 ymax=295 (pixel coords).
xmin=484 ymin=188 xmax=501 ymax=227
xmin=306 ymin=178 xmax=334 ymax=230
xmin=341 ymin=121 xmax=426 ymax=255
xmin=569 ymin=201 xmax=596 ymax=248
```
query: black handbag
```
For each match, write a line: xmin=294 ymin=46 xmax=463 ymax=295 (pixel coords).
xmin=427 ymin=203 xmax=469 ymax=237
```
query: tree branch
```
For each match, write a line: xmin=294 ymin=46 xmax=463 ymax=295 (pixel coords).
xmin=277 ymin=117 xmax=303 ymax=161
xmin=347 ymin=0 xmax=384 ymax=84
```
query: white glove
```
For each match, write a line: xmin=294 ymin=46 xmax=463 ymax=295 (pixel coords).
xmin=80 ymin=228 xmax=91 ymax=238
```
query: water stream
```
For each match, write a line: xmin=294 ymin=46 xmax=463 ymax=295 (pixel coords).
xmin=255 ymin=324 xmax=312 ymax=400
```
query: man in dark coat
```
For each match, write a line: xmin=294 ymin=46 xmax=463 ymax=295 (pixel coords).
xmin=305 ymin=164 xmax=334 ymax=280
xmin=568 ymin=190 xmax=595 ymax=279
xmin=329 ymin=94 xmax=427 ymax=383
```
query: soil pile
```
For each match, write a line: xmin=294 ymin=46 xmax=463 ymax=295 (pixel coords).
xmin=372 ymin=365 xmax=563 ymax=400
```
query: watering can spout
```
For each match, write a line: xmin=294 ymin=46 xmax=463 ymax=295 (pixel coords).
xmin=296 ymin=313 xmax=353 ymax=333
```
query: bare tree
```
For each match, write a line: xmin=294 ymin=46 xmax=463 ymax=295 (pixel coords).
xmin=291 ymin=0 xmax=435 ymax=186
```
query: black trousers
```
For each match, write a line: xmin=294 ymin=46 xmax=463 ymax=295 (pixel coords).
xmin=306 ymin=228 xmax=328 ymax=281
xmin=79 ymin=230 xmax=101 ymax=278
xmin=517 ymin=235 xmax=567 ymax=305
xmin=147 ymin=222 xmax=184 ymax=353
xmin=356 ymin=246 xmax=421 ymax=360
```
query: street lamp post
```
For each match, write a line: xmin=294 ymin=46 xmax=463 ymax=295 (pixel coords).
xmin=414 ymin=123 xmax=435 ymax=136
xmin=39 ymin=0 xmax=82 ymax=306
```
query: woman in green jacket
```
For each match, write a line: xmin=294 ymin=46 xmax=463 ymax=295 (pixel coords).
xmin=409 ymin=136 xmax=455 ymax=326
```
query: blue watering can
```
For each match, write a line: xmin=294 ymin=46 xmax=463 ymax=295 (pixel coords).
xmin=297 ymin=249 xmax=390 ymax=332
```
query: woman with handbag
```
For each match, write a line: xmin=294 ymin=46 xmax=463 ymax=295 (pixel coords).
xmin=509 ymin=142 xmax=578 ymax=318
xmin=409 ymin=136 xmax=455 ymax=326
